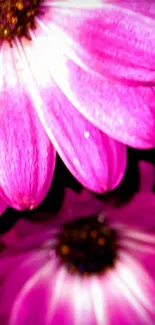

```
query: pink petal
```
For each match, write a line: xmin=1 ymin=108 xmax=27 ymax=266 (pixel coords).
xmin=98 ymin=239 xmax=155 ymax=324
xmin=104 ymin=266 xmax=155 ymax=324
xmin=49 ymin=54 xmax=155 ymax=149
xmin=106 ymin=192 xmax=155 ymax=230
xmin=8 ymin=264 xmax=52 ymax=325
xmin=0 ymin=251 xmax=51 ymax=324
xmin=0 ymin=229 xmax=17 ymax=246
xmin=46 ymin=300 xmax=74 ymax=325
xmin=0 ymin=43 xmax=56 ymax=210
xmin=59 ymin=189 xmax=104 ymax=222
xmin=17 ymin=33 xmax=126 ymax=193
xmin=37 ymin=80 xmax=127 ymax=193
xmin=8 ymin=262 xmax=96 ymax=325
xmin=51 ymin=2 xmax=155 ymax=83
xmin=37 ymin=2 xmax=155 ymax=148
xmin=5 ymin=262 xmax=75 ymax=325
xmin=105 ymin=0 xmax=155 ymax=18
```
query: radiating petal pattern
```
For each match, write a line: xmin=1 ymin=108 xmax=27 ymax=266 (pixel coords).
xmin=0 ymin=223 xmax=155 ymax=325
xmin=0 ymin=172 xmax=155 ymax=324
xmin=18 ymin=33 xmax=126 ymax=193
xmin=1 ymin=0 xmax=155 ymax=208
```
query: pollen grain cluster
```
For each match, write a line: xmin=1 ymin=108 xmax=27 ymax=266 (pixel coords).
xmin=0 ymin=0 xmax=40 ymax=44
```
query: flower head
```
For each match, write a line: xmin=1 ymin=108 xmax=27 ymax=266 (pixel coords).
xmin=0 ymin=162 xmax=155 ymax=324
xmin=6 ymin=0 xmax=151 ymax=209
xmin=1 ymin=0 xmax=155 ymax=209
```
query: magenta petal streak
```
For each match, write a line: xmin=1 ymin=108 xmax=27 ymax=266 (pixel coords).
xmin=0 ymin=43 xmax=56 ymax=210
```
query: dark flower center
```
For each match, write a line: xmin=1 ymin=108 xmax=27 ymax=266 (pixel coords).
xmin=56 ymin=216 xmax=118 ymax=276
xmin=0 ymin=0 xmax=41 ymax=45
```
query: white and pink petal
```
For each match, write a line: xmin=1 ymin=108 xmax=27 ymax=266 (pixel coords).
xmin=49 ymin=53 xmax=155 ymax=149
xmin=50 ymin=1 xmax=155 ymax=83
xmin=0 ymin=43 xmax=56 ymax=211
xmin=39 ymin=1 xmax=155 ymax=148
xmin=17 ymin=30 xmax=126 ymax=193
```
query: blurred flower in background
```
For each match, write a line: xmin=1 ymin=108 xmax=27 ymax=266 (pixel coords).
xmin=0 ymin=162 xmax=155 ymax=324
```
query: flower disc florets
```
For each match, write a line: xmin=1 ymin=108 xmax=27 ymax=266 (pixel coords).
xmin=56 ymin=216 xmax=118 ymax=276
xmin=0 ymin=0 xmax=40 ymax=44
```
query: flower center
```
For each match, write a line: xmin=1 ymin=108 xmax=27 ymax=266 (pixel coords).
xmin=0 ymin=0 xmax=40 ymax=45
xmin=56 ymin=216 xmax=118 ymax=276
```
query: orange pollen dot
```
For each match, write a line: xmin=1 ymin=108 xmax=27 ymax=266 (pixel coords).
xmin=12 ymin=16 xmax=18 ymax=24
xmin=16 ymin=1 xmax=24 ymax=10
xmin=61 ymin=245 xmax=70 ymax=255
xmin=98 ymin=237 xmax=105 ymax=246
xmin=90 ymin=230 xmax=98 ymax=239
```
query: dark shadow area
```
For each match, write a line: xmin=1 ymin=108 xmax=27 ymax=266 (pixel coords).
xmin=0 ymin=148 xmax=155 ymax=234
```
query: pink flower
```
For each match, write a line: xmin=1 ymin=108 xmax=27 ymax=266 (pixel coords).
xmin=0 ymin=105 xmax=56 ymax=210
xmin=1 ymin=1 xmax=135 ymax=210
xmin=0 ymin=162 xmax=155 ymax=325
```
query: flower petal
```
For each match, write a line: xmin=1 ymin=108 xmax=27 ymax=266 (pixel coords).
xmin=0 ymin=43 xmax=56 ymax=210
xmin=114 ymin=253 xmax=155 ymax=324
xmin=17 ymin=29 xmax=126 ymax=193
xmin=105 ymin=192 xmax=155 ymax=230
xmin=49 ymin=52 xmax=155 ymax=149
xmin=0 ymin=229 xmax=17 ymax=246
xmin=59 ymin=189 xmax=104 ymax=222
xmin=41 ymin=89 xmax=127 ymax=193
xmin=37 ymin=81 xmax=126 ymax=193
xmin=0 ymin=251 xmax=51 ymax=325
xmin=38 ymin=2 xmax=155 ymax=148
xmin=6 ymin=264 xmax=97 ymax=325
xmin=3 ymin=261 xmax=74 ymax=325
xmin=104 ymin=269 xmax=155 ymax=325
xmin=51 ymin=1 xmax=155 ymax=83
